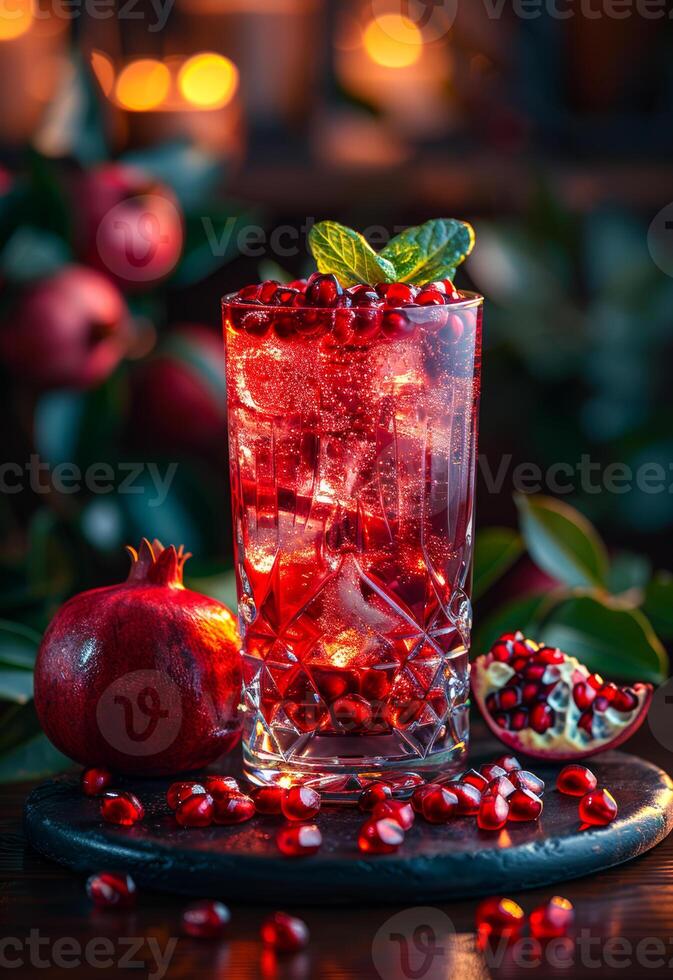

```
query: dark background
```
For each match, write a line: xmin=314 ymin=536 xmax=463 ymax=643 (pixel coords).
xmin=0 ymin=0 xmax=672 ymax=778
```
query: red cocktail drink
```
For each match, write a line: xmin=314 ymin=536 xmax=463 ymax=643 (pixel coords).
xmin=223 ymin=278 xmax=482 ymax=796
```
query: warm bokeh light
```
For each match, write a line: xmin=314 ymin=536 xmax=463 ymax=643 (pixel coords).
xmin=363 ymin=14 xmax=423 ymax=68
xmin=115 ymin=59 xmax=171 ymax=111
xmin=0 ymin=0 xmax=33 ymax=41
xmin=178 ymin=52 xmax=238 ymax=108
xmin=90 ymin=49 xmax=115 ymax=98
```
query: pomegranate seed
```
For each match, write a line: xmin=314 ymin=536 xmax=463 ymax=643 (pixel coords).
xmin=529 ymin=896 xmax=574 ymax=939
xmin=411 ymin=783 xmax=435 ymax=814
xmin=241 ymin=310 xmax=271 ymax=335
xmin=451 ymin=782 xmax=482 ymax=815
xmin=572 ymin=682 xmax=596 ymax=710
xmin=510 ymin=709 xmax=529 ymax=730
xmin=276 ymin=823 xmax=322 ymax=857
xmin=359 ymin=782 xmax=393 ymax=812
xmin=100 ymin=791 xmax=144 ymax=826
xmin=530 ymin=702 xmax=555 ymax=734
xmin=510 ymin=770 xmax=545 ymax=796
xmin=613 ymin=687 xmax=638 ymax=712
xmin=81 ymin=767 xmax=113 ymax=796
xmin=587 ymin=673 xmax=604 ymax=690
xmin=381 ymin=310 xmax=414 ymax=338
xmin=475 ymin=896 xmax=525 ymax=938
xmin=579 ymin=788 xmax=618 ymax=826
xmin=86 ymin=871 xmax=136 ymax=909
xmin=416 ymin=287 xmax=445 ymax=306
xmin=272 ymin=286 xmax=300 ymax=307
xmin=358 ymin=817 xmax=405 ymax=854
xmin=578 ymin=710 xmax=594 ymax=736
xmin=213 ymin=793 xmax=255 ymax=825
xmin=556 ymin=764 xmax=598 ymax=796
xmin=498 ymin=687 xmax=521 ymax=710
xmin=537 ymin=647 xmax=564 ymax=664
xmin=491 ymin=641 xmax=512 ymax=662
xmin=487 ymin=775 xmax=516 ymax=798
xmin=508 ymin=789 xmax=543 ymax=821
xmin=421 ymin=786 xmax=459 ymax=823
xmin=175 ymin=793 xmax=214 ymax=828
xmin=258 ymin=279 xmax=280 ymax=304
xmin=288 ymin=278 xmax=307 ymax=290
xmin=493 ymin=755 xmax=521 ymax=772
xmin=331 ymin=694 xmax=372 ymax=732
xmin=598 ymin=682 xmax=618 ymax=702
xmin=372 ymin=800 xmax=415 ymax=830
xmin=524 ymin=664 xmax=545 ymax=682
xmin=253 ymin=785 xmax=286 ymax=815
xmin=281 ymin=786 xmax=321 ymax=821
xmin=261 ymin=911 xmax=309 ymax=953
xmin=427 ymin=280 xmax=447 ymax=294
xmin=306 ymin=273 xmax=342 ymax=307
xmin=166 ymin=781 xmax=207 ymax=810
xmin=360 ymin=667 xmax=392 ymax=701
xmin=593 ymin=696 xmax=610 ymax=713
xmin=442 ymin=277 xmax=459 ymax=297
xmin=493 ymin=713 xmax=510 ymax=729
xmin=238 ymin=283 xmax=261 ymax=301
xmin=181 ymin=900 xmax=231 ymax=939
xmin=480 ymin=763 xmax=507 ymax=782
xmin=477 ymin=793 xmax=509 ymax=830
xmin=462 ymin=769 xmax=489 ymax=791
xmin=522 ymin=682 xmax=540 ymax=704
xmin=347 ymin=284 xmax=380 ymax=307
xmin=202 ymin=776 xmax=240 ymax=801
xmin=384 ymin=283 xmax=417 ymax=306
xmin=511 ymin=656 xmax=529 ymax=672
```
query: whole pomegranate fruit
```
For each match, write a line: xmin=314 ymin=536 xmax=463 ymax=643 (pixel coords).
xmin=0 ymin=266 xmax=129 ymax=390
xmin=129 ymin=325 xmax=226 ymax=457
xmin=74 ymin=164 xmax=183 ymax=291
xmin=34 ymin=539 xmax=241 ymax=775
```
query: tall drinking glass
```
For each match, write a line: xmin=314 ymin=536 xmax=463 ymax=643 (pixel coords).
xmin=223 ymin=293 xmax=483 ymax=798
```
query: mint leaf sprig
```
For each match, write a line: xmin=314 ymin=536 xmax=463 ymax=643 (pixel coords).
xmin=308 ymin=217 xmax=475 ymax=287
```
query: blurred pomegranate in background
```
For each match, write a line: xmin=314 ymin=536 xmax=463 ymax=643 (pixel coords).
xmin=74 ymin=164 xmax=184 ymax=292
xmin=0 ymin=265 xmax=129 ymax=390
xmin=130 ymin=324 xmax=227 ymax=457
xmin=34 ymin=539 xmax=242 ymax=776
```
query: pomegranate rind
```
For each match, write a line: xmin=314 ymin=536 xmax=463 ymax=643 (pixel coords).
xmin=471 ymin=637 xmax=653 ymax=761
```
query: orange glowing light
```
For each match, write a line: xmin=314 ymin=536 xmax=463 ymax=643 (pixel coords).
xmin=115 ymin=58 xmax=171 ymax=111
xmin=178 ymin=52 xmax=238 ymax=108
xmin=363 ymin=14 xmax=422 ymax=69
xmin=0 ymin=0 xmax=33 ymax=41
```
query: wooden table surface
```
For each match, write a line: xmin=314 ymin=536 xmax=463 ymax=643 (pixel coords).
xmin=3 ymin=722 xmax=673 ymax=980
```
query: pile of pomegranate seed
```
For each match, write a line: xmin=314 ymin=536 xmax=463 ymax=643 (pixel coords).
xmin=165 ymin=775 xmax=256 ymax=828
xmin=86 ymin=871 xmax=136 ymax=909
xmin=476 ymin=895 xmax=574 ymax=943
xmin=227 ymin=274 xmax=473 ymax=342
xmin=81 ymin=767 xmax=113 ymax=797
xmin=175 ymin=793 xmax=214 ymax=828
xmin=181 ymin=900 xmax=231 ymax=939
xmin=100 ymin=791 xmax=144 ymax=827
xmin=260 ymin=911 xmax=310 ymax=953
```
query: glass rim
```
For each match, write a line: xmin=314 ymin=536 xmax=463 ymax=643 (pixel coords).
xmin=221 ymin=289 xmax=484 ymax=314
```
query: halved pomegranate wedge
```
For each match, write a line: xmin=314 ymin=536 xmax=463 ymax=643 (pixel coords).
xmin=471 ymin=631 xmax=653 ymax=761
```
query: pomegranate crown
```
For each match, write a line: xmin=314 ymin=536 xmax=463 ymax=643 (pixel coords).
xmin=126 ymin=538 xmax=192 ymax=587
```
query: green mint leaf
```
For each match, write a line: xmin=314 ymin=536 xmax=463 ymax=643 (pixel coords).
xmin=308 ymin=221 xmax=396 ymax=286
xmin=380 ymin=218 xmax=475 ymax=284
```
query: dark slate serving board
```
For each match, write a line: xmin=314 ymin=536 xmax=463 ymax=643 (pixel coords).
xmin=24 ymin=751 xmax=673 ymax=906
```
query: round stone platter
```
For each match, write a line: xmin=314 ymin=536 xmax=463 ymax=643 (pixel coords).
xmin=24 ymin=750 xmax=673 ymax=906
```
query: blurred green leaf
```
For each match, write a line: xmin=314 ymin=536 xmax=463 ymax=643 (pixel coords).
xmin=0 ymin=732 xmax=69 ymax=783
xmin=121 ymin=140 xmax=223 ymax=211
xmin=0 ymin=620 xmax=41 ymax=669
xmin=258 ymin=259 xmax=292 ymax=284
xmin=606 ymin=551 xmax=651 ymax=598
xmin=473 ymin=528 xmax=523 ymax=600
xmin=643 ymin=572 xmax=673 ymax=640
xmin=186 ymin=569 xmax=237 ymax=611
xmin=0 ymin=670 xmax=33 ymax=703
xmin=0 ymin=226 xmax=70 ymax=283
xmin=515 ymin=494 xmax=609 ymax=589
xmin=0 ymin=701 xmax=41 ymax=753
xmin=473 ymin=593 xmax=555 ymax=656
xmin=540 ymin=595 xmax=667 ymax=683
xmin=172 ymin=205 xmax=260 ymax=287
